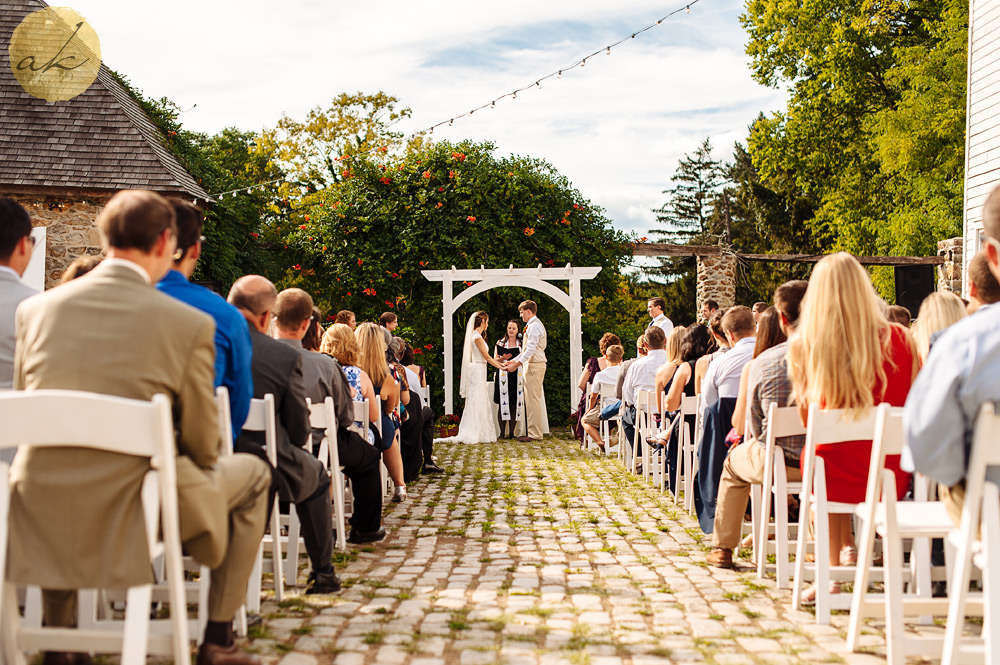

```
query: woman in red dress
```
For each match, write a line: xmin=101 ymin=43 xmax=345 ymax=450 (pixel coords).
xmin=787 ymin=252 xmax=919 ymax=601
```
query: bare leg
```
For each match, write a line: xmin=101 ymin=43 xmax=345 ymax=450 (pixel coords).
xmin=582 ymin=422 xmax=604 ymax=447
xmin=384 ymin=433 xmax=405 ymax=487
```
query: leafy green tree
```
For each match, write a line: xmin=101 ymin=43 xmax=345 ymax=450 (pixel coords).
xmin=651 ymin=138 xmax=726 ymax=244
xmin=742 ymin=0 xmax=967 ymax=282
xmin=269 ymin=139 xmax=634 ymax=420
xmin=266 ymin=92 xmax=412 ymax=193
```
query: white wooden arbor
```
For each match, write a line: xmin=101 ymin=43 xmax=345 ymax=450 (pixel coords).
xmin=422 ymin=264 xmax=601 ymax=414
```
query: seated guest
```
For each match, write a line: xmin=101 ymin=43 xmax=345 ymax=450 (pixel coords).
xmin=302 ymin=306 xmax=324 ymax=351
xmin=272 ymin=289 xmax=385 ymax=543
xmin=335 ymin=309 xmax=356 ymax=329
xmin=707 ymin=283 xmax=805 ymax=568
xmin=910 ymin=292 xmax=966 ymax=364
xmin=905 ymin=186 xmax=1000 ymax=527
xmin=229 ymin=276 xmax=341 ymax=594
xmin=614 ymin=336 xmax=647 ymax=403
xmin=9 ymin=190 xmax=268 ymax=664
xmin=357 ymin=322 xmax=408 ymax=502
xmin=701 ymin=306 xmax=756 ymax=407
xmin=654 ymin=326 xmax=687 ymax=415
xmin=580 ymin=344 xmax=625 ymax=450
xmin=886 ymin=304 xmax=912 ymax=328
xmin=732 ymin=307 xmax=786 ymax=434
xmin=379 ymin=311 xmax=398 ymax=332
xmin=60 ymin=255 xmax=101 ymax=283
xmin=400 ymin=341 xmax=444 ymax=474
xmin=574 ymin=332 xmax=621 ymax=442
xmin=696 ymin=309 xmax=728 ymax=393
xmin=788 ymin=254 xmax=918 ymax=602
xmin=0 ymin=199 xmax=36 ymax=465
xmin=0 ymin=198 xmax=36 ymax=392
xmin=621 ymin=326 xmax=668 ymax=450
xmin=320 ymin=324 xmax=381 ymax=445
xmin=157 ymin=199 xmax=253 ymax=437
xmin=751 ymin=301 xmax=767 ymax=325
xmin=966 ymin=250 xmax=1000 ymax=314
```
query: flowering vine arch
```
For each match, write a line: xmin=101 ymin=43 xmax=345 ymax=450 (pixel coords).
xmin=421 ymin=264 xmax=602 ymax=415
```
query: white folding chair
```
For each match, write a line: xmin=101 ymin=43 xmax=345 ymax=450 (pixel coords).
xmin=0 ymin=391 xmax=190 ymax=665
xmin=757 ymin=404 xmax=806 ymax=588
xmin=942 ymin=402 xmax=1000 ymax=665
xmin=793 ymin=404 xmax=878 ymax=624
xmin=630 ymin=390 xmax=653 ymax=476
xmin=846 ymin=403 xmax=959 ymax=664
xmin=308 ymin=396 xmax=348 ymax=550
xmin=678 ymin=395 xmax=699 ymax=513
xmin=214 ymin=388 xmax=248 ymax=638
xmin=596 ymin=383 xmax=617 ymax=455
xmin=243 ymin=395 xmax=283 ymax=610
xmin=418 ymin=384 xmax=430 ymax=408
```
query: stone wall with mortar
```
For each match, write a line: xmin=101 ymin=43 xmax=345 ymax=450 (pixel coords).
xmin=5 ymin=193 xmax=107 ymax=288
xmin=937 ymin=236 xmax=963 ymax=295
xmin=696 ymin=252 xmax=737 ymax=315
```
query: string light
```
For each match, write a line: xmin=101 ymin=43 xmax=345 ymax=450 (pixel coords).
xmin=203 ymin=0 xmax=700 ymax=205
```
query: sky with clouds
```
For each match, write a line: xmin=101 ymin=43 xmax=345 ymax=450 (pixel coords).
xmin=66 ymin=0 xmax=787 ymax=245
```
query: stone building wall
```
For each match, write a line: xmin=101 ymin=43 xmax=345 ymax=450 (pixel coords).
xmin=937 ymin=236 xmax=963 ymax=295
xmin=696 ymin=252 xmax=737 ymax=314
xmin=7 ymin=193 xmax=107 ymax=288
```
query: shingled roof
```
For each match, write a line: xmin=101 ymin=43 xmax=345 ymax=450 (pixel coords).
xmin=0 ymin=0 xmax=210 ymax=199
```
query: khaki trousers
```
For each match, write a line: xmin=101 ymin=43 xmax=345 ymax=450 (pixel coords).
xmin=524 ymin=361 xmax=546 ymax=439
xmin=712 ymin=441 xmax=802 ymax=550
xmin=44 ymin=453 xmax=270 ymax=626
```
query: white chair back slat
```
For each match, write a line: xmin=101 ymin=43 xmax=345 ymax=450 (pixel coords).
xmin=807 ymin=407 xmax=880 ymax=445
xmin=214 ymin=387 xmax=234 ymax=455
xmin=241 ymin=394 xmax=282 ymax=604
xmin=0 ymin=390 xmax=162 ymax=456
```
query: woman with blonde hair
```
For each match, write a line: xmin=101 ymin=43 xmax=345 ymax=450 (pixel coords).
xmin=787 ymin=252 xmax=918 ymax=602
xmin=910 ymin=291 xmax=967 ymax=363
xmin=654 ymin=325 xmax=686 ymax=414
xmin=355 ymin=322 xmax=407 ymax=501
xmin=320 ymin=324 xmax=380 ymax=443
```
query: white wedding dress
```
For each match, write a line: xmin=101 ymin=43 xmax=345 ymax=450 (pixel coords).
xmin=436 ymin=321 xmax=497 ymax=444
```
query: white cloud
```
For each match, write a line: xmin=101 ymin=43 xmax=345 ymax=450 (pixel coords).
xmin=68 ymin=0 xmax=786 ymax=248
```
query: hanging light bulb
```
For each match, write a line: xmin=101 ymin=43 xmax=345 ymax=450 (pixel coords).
xmin=449 ymin=119 xmax=453 ymax=126
xmin=491 ymin=100 xmax=496 ymax=108
xmin=513 ymin=92 xmax=517 ymax=99
xmin=246 ymin=188 xmax=252 ymax=194
xmin=558 ymin=70 xmax=562 ymax=78
xmin=429 ymin=127 xmax=434 ymax=135
xmin=581 ymin=59 xmax=586 ymax=67
xmin=536 ymin=80 xmax=540 ymax=87
xmin=606 ymin=47 xmax=611 ymax=55
xmin=686 ymin=4 xmax=690 ymax=12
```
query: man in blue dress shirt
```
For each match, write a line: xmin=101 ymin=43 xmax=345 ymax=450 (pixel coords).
xmin=157 ymin=199 xmax=253 ymax=437
xmin=904 ymin=185 xmax=1000 ymax=525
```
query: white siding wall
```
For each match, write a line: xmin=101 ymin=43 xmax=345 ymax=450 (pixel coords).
xmin=965 ymin=0 xmax=1000 ymax=294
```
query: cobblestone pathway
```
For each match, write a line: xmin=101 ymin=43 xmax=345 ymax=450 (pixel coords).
xmin=247 ymin=435 xmax=901 ymax=665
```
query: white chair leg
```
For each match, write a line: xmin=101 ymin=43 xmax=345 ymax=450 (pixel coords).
xmin=270 ymin=498 xmax=284 ymax=602
xmin=246 ymin=545 xmax=263 ymax=614
xmin=23 ymin=586 xmax=42 ymax=629
xmin=882 ymin=520 xmax=907 ymax=665
xmin=196 ymin=566 xmax=210 ymax=645
xmin=1 ymin=582 xmax=28 ymax=665
xmin=120 ymin=584 xmax=153 ymax=665
xmin=284 ymin=509 xmax=301 ymax=587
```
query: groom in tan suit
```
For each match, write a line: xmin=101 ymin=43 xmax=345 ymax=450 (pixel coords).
xmin=9 ymin=190 xmax=269 ymax=665
xmin=505 ymin=300 xmax=547 ymax=441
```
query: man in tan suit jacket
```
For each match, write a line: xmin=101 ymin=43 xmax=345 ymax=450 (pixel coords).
xmin=9 ymin=191 xmax=269 ymax=665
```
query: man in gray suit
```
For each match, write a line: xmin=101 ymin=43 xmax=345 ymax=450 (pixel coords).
xmin=10 ymin=191 xmax=269 ymax=665
xmin=0 ymin=198 xmax=37 ymax=391
xmin=229 ymin=276 xmax=341 ymax=593
xmin=0 ymin=199 xmax=37 ymax=466
xmin=273 ymin=287 xmax=385 ymax=543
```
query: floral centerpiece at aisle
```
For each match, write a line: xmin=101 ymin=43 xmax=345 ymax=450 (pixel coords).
xmin=436 ymin=413 xmax=460 ymax=438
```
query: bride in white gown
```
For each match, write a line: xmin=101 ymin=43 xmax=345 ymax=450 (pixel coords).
xmin=437 ymin=311 xmax=505 ymax=444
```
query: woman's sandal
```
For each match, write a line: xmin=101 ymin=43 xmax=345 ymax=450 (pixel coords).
xmin=839 ymin=546 xmax=858 ymax=567
xmin=800 ymin=581 xmax=843 ymax=606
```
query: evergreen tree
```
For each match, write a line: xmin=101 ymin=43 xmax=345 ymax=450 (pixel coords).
xmin=650 ymin=138 xmax=726 ymax=244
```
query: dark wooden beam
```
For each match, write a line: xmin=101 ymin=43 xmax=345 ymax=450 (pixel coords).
xmin=631 ymin=243 xmax=944 ymax=266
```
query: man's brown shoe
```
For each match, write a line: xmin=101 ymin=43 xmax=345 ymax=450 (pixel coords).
xmin=517 ymin=436 xmax=532 ymax=442
xmin=707 ymin=547 xmax=734 ymax=569
xmin=197 ymin=643 xmax=261 ymax=665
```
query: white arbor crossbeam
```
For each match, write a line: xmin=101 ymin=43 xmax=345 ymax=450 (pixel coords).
xmin=422 ymin=264 xmax=601 ymax=415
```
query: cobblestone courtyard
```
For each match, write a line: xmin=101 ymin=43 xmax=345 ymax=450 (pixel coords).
xmin=247 ymin=435 xmax=902 ymax=665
